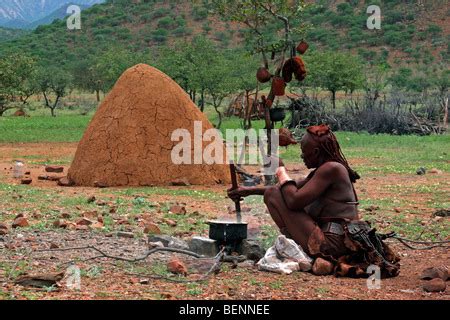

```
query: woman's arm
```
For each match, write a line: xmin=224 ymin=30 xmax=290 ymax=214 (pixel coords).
xmin=227 ymin=186 xmax=268 ymax=202
xmin=276 ymin=165 xmax=337 ymax=211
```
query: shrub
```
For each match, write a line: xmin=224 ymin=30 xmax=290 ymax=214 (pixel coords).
xmin=152 ymin=8 xmax=170 ymax=19
xmin=192 ymin=6 xmax=209 ymax=21
xmin=158 ymin=17 xmax=174 ymax=29
xmin=152 ymin=28 xmax=168 ymax=43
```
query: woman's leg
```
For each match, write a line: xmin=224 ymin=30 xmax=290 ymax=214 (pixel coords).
xmin=264 ymin=186 xmax=319 ymax=251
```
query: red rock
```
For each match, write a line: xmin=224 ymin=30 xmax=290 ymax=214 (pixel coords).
xmin=21 ymin=178 xmax=32 ymax=185
xmin=60 ymin=213 xmax=71 ymax=219
xmin=0 ymin=223 xmax=8 ymax=235
xmin=91 ymin=222 xmax=104 ymax=230
xmin=53 ymin=219 xmax=68 ymax=229
xmin=83 ymin=211 xmax=98 ymax=219
xmin=429 ymin=168 xmax=443 ymax=175
xmin=312 ymin=258 xmax=334 ymax=276
xmin=50 ymin=242 xmax=59 ymax=249
xmin=95 ymin=200 xmax=107 ymax=206
xmin=38 ymin=175 xmax=62 ymax=181
xmin=57 ymin=177 xmax=74 ymax=187
xmin=423 ymin=278 xmax=446 ymax=292
xmin=167 ymin=258 xmax=188 ymax=276
xmin=164 ymin=219 xmax=177 ymax=227
xmin=32 ymin=213 xmax=41 ymax=219
xmin=45 ymin=166 xmax=64 ymax=173
xmin=144 ymin=222 xmax=161 ymax=234
xmin=97 ymin=215 xmax=104 ymax=223
xmin=420 ymin=266 xmax=449 ymax=281
xmin=117 ymin=231 xmax=134 ymax=238
xmin=12 ymin=217 xmax=29 ymax=228
xmin=169 ymin=205 xmax=186 ymax=215
xmin=186 ymin=218 xmax=197 ymax=225
xmin=76 ymin=218 xmax=93 ymax=226
xmin=87 ymin=196 xmax=96 ymax=203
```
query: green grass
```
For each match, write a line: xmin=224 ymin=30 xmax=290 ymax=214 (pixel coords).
xmin=0 ymin=115 xmax=92 ymax=143
xmin=1 ymin=116 xmax=448 ymax=192
xmin=282 ymin=131 xmax=450 ymax=174
xmin=2 ymin=112 xmax=448 ymax=176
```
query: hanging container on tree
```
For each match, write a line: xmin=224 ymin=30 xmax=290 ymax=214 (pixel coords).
xmin=296 ymin=40 xmax=309 ymax=55
xmin=256 ymin=67 xmax=272 ymax=83
xmin=282 ymin=57 xmax=307 ymax=83
xmin=272 ymin=77 xmax=286 ymax=96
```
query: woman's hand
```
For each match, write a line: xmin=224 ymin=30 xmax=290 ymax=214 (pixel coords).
xmin=276 ymin=166 xmax=292 ymax=185
xmin=227 ymin=187 xmax=251 ymax=202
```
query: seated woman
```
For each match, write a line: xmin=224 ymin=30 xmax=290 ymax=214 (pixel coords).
xmin=229 ymin=124 xmax=400 ymax=277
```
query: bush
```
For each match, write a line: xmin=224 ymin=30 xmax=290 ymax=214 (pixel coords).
xmin=336 ymin=3 xmax=353 ymax=15
xmin=152 ymin=28 xmax=169 ymax=43
xmin=152 ymin=8 xmax=170 ymax=19
xmin=158 ymin=17 xmax=174 ymax=29
xmin=427 ymin=24 xmax=442 ymax=35
xmin=288 ymin=96 xmax=438 ymax=135
xmin=385 ymin=10 xmax=404 ymax=24
xmin=192 ymin=6 xmax=209 ymax=21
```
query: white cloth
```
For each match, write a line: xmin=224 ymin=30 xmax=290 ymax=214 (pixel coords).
xmin=257 ymin=235 xmax=313 ymax=275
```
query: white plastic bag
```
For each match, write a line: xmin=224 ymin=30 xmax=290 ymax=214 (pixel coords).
xmin=257 ymin=235 xmax=313 ymax=274
xmin=275 ymin=235 xmax=313 ymax=271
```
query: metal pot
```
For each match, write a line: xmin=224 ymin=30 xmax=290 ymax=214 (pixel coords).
xmin=270 ymin=107 xmax=286 ymax=122
xmin=207 ymin=220 xmax=248 ymax=243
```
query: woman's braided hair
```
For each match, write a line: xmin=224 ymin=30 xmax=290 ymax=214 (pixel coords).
xmin=307 ymin=124 xmax=360 ymax=183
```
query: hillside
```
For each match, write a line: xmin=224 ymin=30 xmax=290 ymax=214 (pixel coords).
xmin=0 ymin=0 xmax=104 ymax=29
xmin=0 ymin=27 xmax=29 ymax=42
xmin=0 ymin=0 xmax=448 ymax=68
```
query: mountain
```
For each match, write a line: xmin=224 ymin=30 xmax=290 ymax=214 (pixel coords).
xmin=0 ymin=0 xmax=447 ymax=70
xmin=0 ymin=0 xmax=105 ymax=29
xmin=26 ymin=3 xmax=90 ymax=29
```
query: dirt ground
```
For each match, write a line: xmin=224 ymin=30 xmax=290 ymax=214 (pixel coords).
xmin=0 ymin=143 xmax=448 ymax=300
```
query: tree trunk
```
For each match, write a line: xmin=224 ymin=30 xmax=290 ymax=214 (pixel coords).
xmin=443 ymin=97 xmax=448 ymax=131
xmin=214 ymin=104 xmax=222 ymax=129
xmin=200 ymin=89 xmax=205 ymax=112
xmin=244 ymin=90 xmax=251 ymax=129
xmin=96 ymin=90 xmax=100 ymax=102
xmin=332 ymin=90 xmax=337 ymax=109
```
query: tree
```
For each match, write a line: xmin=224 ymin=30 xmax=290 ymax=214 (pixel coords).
xmin=72 ymin=48 xmax=146 ymax=102
xmin=36 ymin=67 xmax=72 ymax=117
xmin=306 ymin=52 xmax=364 ymax=109
xmin=212 ymin=0 xmax=309 ymax=161
xmin=227 ymin=51 xmax=260 ymax=129
xmin=156 ymin=36 xmax=243 ymax=116
xmin=363 ymin=64 xmax=389 ymax=109
xmin=0 ymin=54 xmax=37 ymax=116
xmin=204 ymin=53 xmax=239 ymax=129
xmin=432 ymin=66 xmax=449 ymax=131
xmin=72 ymin=59 xmax=104 ymax=102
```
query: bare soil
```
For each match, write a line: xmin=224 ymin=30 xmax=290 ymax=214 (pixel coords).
xmin=0 ymin=142 xmax=448 ymax=300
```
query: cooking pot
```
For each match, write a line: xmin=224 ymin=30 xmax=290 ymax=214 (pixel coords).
xmin=207 ymin=220 xmax=248 ymax=243
xmin=270 ymin=107 xmax=286 ymax=122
